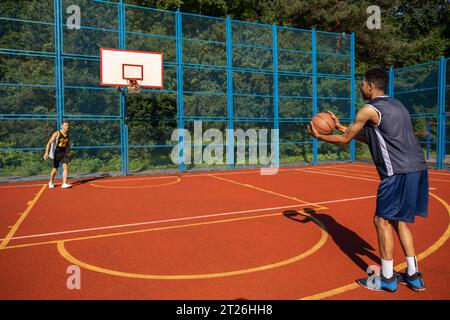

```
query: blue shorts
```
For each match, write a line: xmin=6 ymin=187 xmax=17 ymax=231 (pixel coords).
xmin=375 ymin=170 xmax=429 ymax=223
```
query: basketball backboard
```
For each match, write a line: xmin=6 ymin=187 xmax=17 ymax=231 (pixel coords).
xmin=100 ymin=48 xmax=164 ymax=89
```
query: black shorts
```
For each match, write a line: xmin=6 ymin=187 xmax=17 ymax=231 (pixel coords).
xmin=53 ymin=152 xmax=69 ymax=169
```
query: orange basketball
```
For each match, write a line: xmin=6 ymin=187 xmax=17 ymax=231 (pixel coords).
xmin=311 ymin=112 xmax=336 ymax=135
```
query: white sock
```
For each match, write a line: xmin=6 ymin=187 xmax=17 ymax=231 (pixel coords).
xmin=381 ymin=259 xmax=393 ymax=278
xmin=406 ymin=256 xmax=418 ymax=276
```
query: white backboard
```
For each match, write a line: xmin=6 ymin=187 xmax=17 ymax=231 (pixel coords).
xmin=100 ymin=48 xmax=164 ymax=88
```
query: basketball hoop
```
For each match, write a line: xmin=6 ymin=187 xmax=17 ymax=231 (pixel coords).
xmin=99 ymin=48 xmax=164 ymax=94
xmin=126 ymin=80 xmax=141 ymax=94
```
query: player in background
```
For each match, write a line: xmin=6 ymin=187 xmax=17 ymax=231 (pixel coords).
xmin=44 ymin=120 xmax=72 ymax=189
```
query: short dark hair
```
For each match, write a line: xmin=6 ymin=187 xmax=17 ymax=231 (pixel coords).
xmin=62 ymin=120 xmax=69 ymax=125
xmin=363 ymin=68 xmax=388 ymax=90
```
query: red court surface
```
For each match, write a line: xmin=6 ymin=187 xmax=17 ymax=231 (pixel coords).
xmin=0 ymin=163 xmax=449 ymax=299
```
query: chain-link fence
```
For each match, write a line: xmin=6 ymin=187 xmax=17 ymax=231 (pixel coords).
xmin=355 ymin=58 xmax=448 ymax=170
xmin=1 ymin=0 xmax=394 ymax=180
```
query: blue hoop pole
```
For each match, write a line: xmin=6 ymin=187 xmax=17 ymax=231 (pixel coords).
xmin=312 ymin=29 xmax=318 ymax=164
xmin=54 ymin=0 xmax=63 ymax=177
xmin=118 ymin=0 xmax=128 ymax=174
xmin=272 ymin=24 xmax=280 ymax=168
xmin=176 ymin=9 xmax=185 ymax=171
xmin=226 ymin=16 xmax=234 ymax=168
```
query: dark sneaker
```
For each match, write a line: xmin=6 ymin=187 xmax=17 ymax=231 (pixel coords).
xmin=395 ymin=272 xmax=426 ymax=291
xmin=394 ymin=271 xmax=406 ymax=285
xmin=356 ymin=274 xmax=398 ymax=293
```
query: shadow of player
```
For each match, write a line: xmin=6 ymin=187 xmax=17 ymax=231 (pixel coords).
xmin=71 ymin=173 xmax=110 ymax=186
xmin=283 ymin=208 xmax=380 ymax=272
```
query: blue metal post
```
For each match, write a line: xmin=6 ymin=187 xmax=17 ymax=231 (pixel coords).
xmin=388 ymin=66 xmax=394 ymax=97
xmin=58 ymin=0 xmax=65 ymax=119
xmin=59 ymin=0 xmax=65 ymax=54
xmin=54 ymin=0 xmax=62 ymax=128
xmin=176 ymin=9 xmax=185 ymax=171
xmin=124 ymin=124 xmax=128 ymax=172
xmin=226 ymin=16 xmax=234 ymax=168
xmin=54 ymin=0 xmax=63 ymax=177
xmin=119 ymin=0 xmax=125 ymax=49
xmin=350 ymin=32 xmax=355 ymax=161
xmin=272 ymin=23 xmax=280 ymax=168
xmin=120 ymin=93 xmax=128 ymax=174
xmin=426 ymin=118 xmax=430 ymax=160
xmin=442 ymin=57 xmax=447 ymax=169
xmin=437 ymin=56 xmax=447 ymax=169
xmin=118 ymin=0 xmax=128 ymax=174
xmin=312 ymin=29 xmax=318 ymax=164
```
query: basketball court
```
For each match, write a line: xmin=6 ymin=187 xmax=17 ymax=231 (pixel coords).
xmin=1 ymin=163 xmax=449 ymax=299
xmin=1 ymin=1 xmax=449 ymax=302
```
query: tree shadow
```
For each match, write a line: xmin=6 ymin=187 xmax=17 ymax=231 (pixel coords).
xmin=283 ymin=208 xmax=379 ymax=272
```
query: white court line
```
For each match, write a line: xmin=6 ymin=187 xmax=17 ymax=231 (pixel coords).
xmin=343 ymin=164 xmax=377 ymax=170
xmin=333 ymin=166 xmax=450 ymax=183
xmin=1 ymin=194 xmax=380 ymax=242
xmin=0 ymin=169 xmax=283 ymax=188
xmin=0 ymin=163 xmax=443 ymax=188
xmin=297 ymin=168 xmax=439 ymax=190
xmin=345 ymin=164 xmax=450 ymax=177
xmin=0 ymin=169 xmax=271 ymax=188
xmin=426 ymin=171 xmax=450 ymax=176
xmin=297 ymin=168 xmax=381 ymax=182
xmin=316 ymin=167 xmax=378 ymax=179
xmin=0 ymin=165 xmax=348 ymax=188
xmin=0 ymin=183 xmax=45 ymax=189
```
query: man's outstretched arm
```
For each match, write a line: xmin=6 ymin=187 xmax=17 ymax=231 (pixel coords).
xmin=307 ymin=106 xmax=378 ymax=145
xmin=341 ymin=127 xmax=368 ymax=144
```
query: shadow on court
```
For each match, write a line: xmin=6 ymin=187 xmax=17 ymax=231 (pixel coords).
xmin=72 ymin=174 xmax=110 ymax=186
xmin=283 ymin=209 xmax=380 ymax=272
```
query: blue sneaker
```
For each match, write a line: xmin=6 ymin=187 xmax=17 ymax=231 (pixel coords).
xmin=395 ymin=272 xmax=426 ymax=291
xmin=356 ymin=274 xmax=398 ymax=293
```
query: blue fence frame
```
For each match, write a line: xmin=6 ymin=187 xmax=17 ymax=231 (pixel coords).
xmin=436 ymin=56 xmax=448 ymax=169
xmin=391 ymin=57 xmax=448 ymax=170
xmin=355 ymin=57 xmax=449 ymax=170
xmin=0 ymin=0 xmax=357 ymax=178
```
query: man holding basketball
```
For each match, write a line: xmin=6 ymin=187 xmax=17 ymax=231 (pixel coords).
xmin=307 ymin=67 xmax=428 ymax=293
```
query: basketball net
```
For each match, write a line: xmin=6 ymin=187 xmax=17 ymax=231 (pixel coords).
xmin=126 ymin=80 xmax=141 ymax=94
